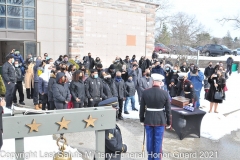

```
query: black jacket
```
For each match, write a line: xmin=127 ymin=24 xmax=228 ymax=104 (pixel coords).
xmin=177 ymin=80 xmax=196 ymax=103
xmin=114 ymin=78 xmax=126 ymax=99
xmin=48 ymin=73 xmax=56 ymax=102
xmin=102 ymin=79 xmax=118 ymax=100
xmin=168 ymin=84 xmax=177 ymax=97
xmin=85 ymin=76 xmax=103 ymax=99
xmin=70 ymin=80 xmax=85 ymax=102
xmin=2 ymin=61 xmax=16 ymax=83
xmin=125 ymin=80 xmax=135 ymax=97
xmin=52 ymin=72 xmax=71 ymax=103
xmin=170 ymin=71 xmax=179 ymax=85
xmin=226 ymin=57 xmax=234 ymax=66
xmin=140 ymin=86 xmax=171 ymax=126
xmin=105 ymin=124 xmax=127 ymax=160
xmin=15 ymin=67 xmax=23 ymax=82
xmin=180 ymin=65 xmax=189 ymax=73
xmin=204 ymin=66 xmax=215 ymax=78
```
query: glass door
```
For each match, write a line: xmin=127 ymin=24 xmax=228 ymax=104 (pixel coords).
xmin=24 ymin=41 xmax=41 ymax=60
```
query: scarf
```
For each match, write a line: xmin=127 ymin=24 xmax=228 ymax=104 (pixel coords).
xmin=115 ymin=77 xmax=122 ymax=82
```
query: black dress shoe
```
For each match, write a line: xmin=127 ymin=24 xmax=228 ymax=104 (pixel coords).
xmin=132 ymin=108 xmax=138 ymax=111
xmin=19 ymin=102 xmax=25 ymax=105
xmin=118 ymin=116 xmax=124 ymax=120
xmin=124 ymin=111 xmax=129 ymax=114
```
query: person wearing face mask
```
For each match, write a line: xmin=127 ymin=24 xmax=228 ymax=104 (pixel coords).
xmin=70 ymin=70 xmax=85 ymax=108
xmin=84 ymin=53 xmax=95 ymax=70
xmin=13 ymin=60 xmax=25 ymax=105
xmin=96 ymin=64 xmax=104 ymax=78
xmin=48 ymin=70 xmax=57 ymax=110
xmin=25 ymin=55 xmax=34 ymax=99
xmin=139 ymin=69 xmax=153 ymax=99
xmin=226 ymin=56 xmax=234 ymax=76
xmin=189 ymin=63 xmax=195 ymax=72
xmin=52 ymin=72 xmax=71 ymax=109
xmin=114 ymin=71 xmax=126 ymax=120
xmin=180 ymin=62 xmax=189 ymax=73
xmin=177 ymin=73 xmax=196 ymax=105
xmin=164 ymin=64 xmax=172 ymax=88
xmin=107 ymin=64 xmax=116 ymax=79
xmin=206 ymin=70 xmax=226 ymax=113
xmin=94 ymin=57 xmax=102 ymax=69
xmin=54 ymin=55 xmax=63 ymax=66
xmin=38 ymin=64 xmax=51 ymax=110
xmin=60 ymin=64 xmax=68 ymax=74
xmin=139 ymin=56 xmax=148 ymax=75
xmin=2 ymin=55 xmax=16 ymax=109
xmin=65 ymin=65 xmax=76 ymax=83
xmin=188 ymin=65 xmax=204 ymax=108
xmin=62 ymin=55 xmax=71 ymax=67
xmin=102 ymin=73 xmax=118 ymax=100
xmin=113 ymin=56 xmax=123 ymax=72
xmin=170 ymin=65 xmax=180 ymax=85
xmin=124 ymin=75 xmax=138 ymax=114
xmin=85 ymin=69 xmax=103 ymax=107
xmin=130 ymin=55 xmax=136 ymax=64
xmin=11 ymin=50 xmax=25 ymax=75
xmin=204 ymin=61 xmax=215 ymax=78
xmin=33 ymin=58 xmax=42 ymax=109
xmin=123 ymin=56 xmax=131 ymax=70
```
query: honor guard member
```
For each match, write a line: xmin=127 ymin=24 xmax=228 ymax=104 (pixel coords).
xmin=177 ymin=73 xmax=196 ymax=105
xmin=98 ymin=97 xmax=127 ymax=160
xmin=140 ymin=73 xmax=171 ymax=160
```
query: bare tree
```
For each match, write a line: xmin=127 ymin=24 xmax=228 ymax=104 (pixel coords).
xmin=218 ymin=14 xmax=240 ymax=29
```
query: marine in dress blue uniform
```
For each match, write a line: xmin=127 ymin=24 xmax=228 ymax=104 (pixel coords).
xmin=140 ymin=74 xmax=171 ymax=160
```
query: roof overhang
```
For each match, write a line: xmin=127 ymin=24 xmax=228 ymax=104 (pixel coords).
xmin=129 ymin=0 xmax=160 ymax=6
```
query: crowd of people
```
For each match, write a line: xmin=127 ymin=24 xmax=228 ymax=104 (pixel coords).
xmin=1 ymin=50 xmax=234 ymax=119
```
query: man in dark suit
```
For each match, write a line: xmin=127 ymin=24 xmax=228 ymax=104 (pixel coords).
xmin=140 ymin=74 xmax=171 ymax=160
xmin=0 ymin=98 xmax=5 ymax=149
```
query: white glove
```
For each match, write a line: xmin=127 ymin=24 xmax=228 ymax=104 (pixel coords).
xmin=166 ymin=125 xmax=171 ymax=129
xmin=140 ymin=123 xmax=144 ymax=126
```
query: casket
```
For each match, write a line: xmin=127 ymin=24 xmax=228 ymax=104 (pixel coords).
xmin=171 ymin=96 xmax=190 ymax=108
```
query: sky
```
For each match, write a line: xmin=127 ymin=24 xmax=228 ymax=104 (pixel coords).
xmin=163 ymin=0 xmax=240 ymax=38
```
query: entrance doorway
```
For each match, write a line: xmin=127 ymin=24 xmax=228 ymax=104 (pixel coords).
xmin=0 ymin=41 xmax=40 ymax=65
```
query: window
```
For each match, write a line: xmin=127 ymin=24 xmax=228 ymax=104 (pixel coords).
xmin=237 ymin=48 xmax=240 ymax=51
xmin=0 ymin=0 xmax=35 ymax=30
xmin=215 ymin=45 xmax=222 ymax=50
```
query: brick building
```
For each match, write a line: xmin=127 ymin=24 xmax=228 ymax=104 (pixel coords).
xmin=0 ymin=0 xmax=158 ymax=66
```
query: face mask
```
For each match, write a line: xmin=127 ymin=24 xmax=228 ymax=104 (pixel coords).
xmin=111 ymin=69 xmax=115 ymax=73
xmin=209 ymin=64 xmax=212 ymax=67
xmin=146 ymin=73 xmax=150 ymax=77
xmin=46 ymin=56 xmax=49 ymax=60
xmin=15 ymin=64 xmax=19 ymax=67
xmin=128 ymin=79 xmax=132 ymax=82
xmin=173 ymin=70 xmax=177 ymax=73
xmin=116 ymin=76 xmax=121 ymax=79
xmin=166 ymin=68 xmax=169 ymax=71
xmin=59 ymin=58 xmax=63 ymax=61
xmin=64 ymin=58 xmax=68 ymax=61
xmin=79 ymin=76 xmax=83 ymax=80
xmin=192 ymin=69 xmax=197 ymax=74
xmin=115 ymin=60 xmax=119 ymax=63
xmin=94 ymin=74 xmax=98 ymax=79
xmin=12 ymin=58 xmax=15 ymax=63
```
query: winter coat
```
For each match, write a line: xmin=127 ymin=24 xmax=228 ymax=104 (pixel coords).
xmin=125 ymin=80 xmax=136 ymax=97
xmin=139 ymin=77 xmax=153 ymax=93
xmin=70 ymin=80 xmax=85 ymax=103
xmin=38 ymin=77 xmax=48 ymax=94
xmin=85 ymin=76 xmax=103 ymax=99
xmin=123 ymin=59 xmax=131 ymax=70
xmin=114 ymin=77 xmax=126 ymax=99
xmin=188 ymin=70 xmax=204 ymax=91
xmin=94 ymin=60 xmax=102 ymax=68
xmin=204 ymin=66 xmax=215 ymax=78
xmin=11 ymin=53 xmax=24 ymax=64
xmin=180 ymin=65 xmax=189 ymax=73
xmin=113 ymin=62 xmax=123 ymax=72
xmin=164 ymin=70 xmax=172 ymax=86
xmin=226 ymin=57 xmax=234 ymax=66
xmin=170 ymin=71 xmax=179 ymax=85
xmin=84 ymin=56 xmax=94 ymax=69
xmin=33 ymin=60 xmax=42 ymax=82
xmin=139 ymin=60 xmax=148 ymax=72
xmin=152 ymin=66 xmax=165 ymax=76
xmin=102 ymin=79 xmax=118 ymax=100
xmin=128 ymin=67 xmax=142 ymax=88
xmin=168 ymin=84 xmax=177 ymax=97
xmin=48 ymin=74 xmax=56 ymax=102
xmin=52 ymin=72 xmax=71 ymax=103
xmin=15 ymin=67 xmax=23 ymax=82
xmin=25 ymin=63 xmax=34 ymax=88
xmin=2 ymin=61 xmax=16 ymax=83
xmin=206 ymin=77 xmax=225 ymax=103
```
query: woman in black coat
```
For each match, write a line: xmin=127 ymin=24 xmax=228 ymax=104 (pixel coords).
xmin=206 ymin=70 xmax=225 ymax=113
xmin=70 ymin=70 xmax=85 ymax=108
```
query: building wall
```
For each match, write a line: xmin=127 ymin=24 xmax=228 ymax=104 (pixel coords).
xmin=69 ymin=0 xmax=157 ymax=67
xmin=37 ymin=0 xmax=68 ymax=60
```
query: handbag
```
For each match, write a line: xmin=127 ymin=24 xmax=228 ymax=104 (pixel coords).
xmin=214 ymin=90 xmax=223 ymax=100
xmin=223 ymin=85 xmax=228 ymax=91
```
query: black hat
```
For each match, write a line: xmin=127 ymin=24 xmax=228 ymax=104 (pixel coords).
xmin=109 ymin=64 xmax=115 ymax=70
xmin=170 ymin=79 xmax=175 ymax=83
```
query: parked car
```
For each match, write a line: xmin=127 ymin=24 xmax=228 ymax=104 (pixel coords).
xmin=221 ymin=45 xmax=232 ymax=55
xmin=172 ymin=45 xmax=197 ymax=55
xmin=154 ymin=43 xmax=171 ymax=54
xmin=232 ymin=48 xmax=240 ymax=56
xmin=202 ymin=44 xmax=225 ymax=56
xmin=195 ymin=46 xmax=203 ymax=53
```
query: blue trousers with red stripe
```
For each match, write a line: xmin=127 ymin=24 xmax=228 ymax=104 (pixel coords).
xmin=145 ymin=126 xmax=165 ymax=160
